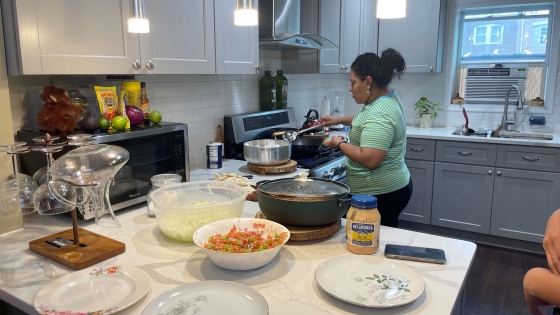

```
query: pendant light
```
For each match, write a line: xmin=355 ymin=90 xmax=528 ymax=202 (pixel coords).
xmin=128 ymin=0 xmax=150 ymax=33
xmin=234 ymin=0 xmax=258 ymax=26
xmin=377 ymin=0 xmax=406 ymax=19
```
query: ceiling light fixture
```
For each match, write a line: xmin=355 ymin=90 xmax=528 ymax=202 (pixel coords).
xmin=234 ymin=0 xmax=258 ymax=26
xmin=128 ymin=0 xmax=150 ymax=33
xmin=376 ymin=0 xmax=406 ymax=19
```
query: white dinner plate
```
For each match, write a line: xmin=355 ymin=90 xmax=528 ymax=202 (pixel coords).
xmin=142 ymin=280 xmax=269 ymax=315
xmin=34 ymin=265 xmax=151 ymax=315
xmin=315 ymin=255 xmax=425 ymax=308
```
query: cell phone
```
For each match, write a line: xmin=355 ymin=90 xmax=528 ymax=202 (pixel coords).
xmin=384 ymin=244 xmax=446 ymax=264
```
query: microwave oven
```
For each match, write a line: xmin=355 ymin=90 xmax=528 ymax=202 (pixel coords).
xmin=16 ymin=122 xmax=189 ymax=220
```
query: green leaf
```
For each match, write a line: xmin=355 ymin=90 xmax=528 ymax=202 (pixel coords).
xmin=404 ymin=288 xmax=410 ymax=292
xmin=382 ymin=275 xmax=387 ymax=278
xmin=366 ymin=277 xmax=375 ymax=280
xmin=374 ymin=274 xmax=379 ymax=278
xmin=398 ymin=288 xmax=402 ymax=290
xmin=377 ymin=280 xmax=382 ymax=283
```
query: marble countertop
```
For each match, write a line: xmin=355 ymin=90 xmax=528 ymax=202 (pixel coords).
xmin=0 ymin=160 xmax=477 ymax=315
xmin=407 ymin=126 xmax=560 ymax=148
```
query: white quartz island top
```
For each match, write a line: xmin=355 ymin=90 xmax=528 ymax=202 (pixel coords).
xmin=0 ymin=160 xmax=476 ymax=315
xmin=407 ymin=126 xmax=560 ymax=147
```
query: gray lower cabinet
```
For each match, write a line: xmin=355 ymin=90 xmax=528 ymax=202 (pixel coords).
xmin=432 ymin=162 xmax=494 ymax=234
xmin=400 ymin=159 xmax=434 ymax=224
xmin=490 ymin=168 xmax=560 ymax=243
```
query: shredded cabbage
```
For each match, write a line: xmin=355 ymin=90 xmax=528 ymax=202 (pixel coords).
xmin=157 ymin=208 xmax=240 ymax=242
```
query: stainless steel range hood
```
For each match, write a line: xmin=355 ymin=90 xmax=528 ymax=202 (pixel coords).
xmin=259 ymin=0 xmax=337 ymax=50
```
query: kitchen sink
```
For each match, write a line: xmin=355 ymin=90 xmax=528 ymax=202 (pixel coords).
xmin=498 ymin=131 xmax=553 ymax=141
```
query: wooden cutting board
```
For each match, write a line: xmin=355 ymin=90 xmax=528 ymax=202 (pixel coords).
xmin=247 ymin=160 xmax=297 ymax=175
xmin=256 ymin=211 xmax=341 ymax=241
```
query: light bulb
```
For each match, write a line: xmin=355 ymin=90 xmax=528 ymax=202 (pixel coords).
xmin=128 ymin=18 xmax=150 ymax=33
xmin=234 ymin=9 xmax=258 ymax=26
xmin=377 ymin=0 xmax=406 ymax=19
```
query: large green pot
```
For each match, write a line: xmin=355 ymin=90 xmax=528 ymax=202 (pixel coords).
xmin=257 ymin=176 xmax=351 ymax=227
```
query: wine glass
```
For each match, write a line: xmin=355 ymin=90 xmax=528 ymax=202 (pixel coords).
xmin=32 ymin=145 xmax=77 ymax=215
xmin=0 ymin=143 xmax=38 ymax=216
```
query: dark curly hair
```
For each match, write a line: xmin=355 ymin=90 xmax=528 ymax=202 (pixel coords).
xmin=350 ymin=48 xmax=406 ymax=89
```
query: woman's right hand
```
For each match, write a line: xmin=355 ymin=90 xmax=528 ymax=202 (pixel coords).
xmin=320 ymin=116 xmax=339 ymax=127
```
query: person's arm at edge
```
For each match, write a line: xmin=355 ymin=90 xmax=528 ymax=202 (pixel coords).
xmin=329 ymin=136 xmax=387 ymax=170
xmin=544 ymin=209 xmax=560 ymax=275
xmin=524 ymin=268 xmax=560 ymax=315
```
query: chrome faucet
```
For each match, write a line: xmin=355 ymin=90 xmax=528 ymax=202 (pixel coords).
xmin=501 ymin=85 xmax=523 ymax=132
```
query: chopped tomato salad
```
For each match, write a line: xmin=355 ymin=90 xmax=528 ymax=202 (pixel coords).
xmin=204 ymin=224 xmax=288 ymax=253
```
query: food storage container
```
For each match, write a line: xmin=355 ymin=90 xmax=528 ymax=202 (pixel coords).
xmin=149 ymin=181 xmax=248 ymax=241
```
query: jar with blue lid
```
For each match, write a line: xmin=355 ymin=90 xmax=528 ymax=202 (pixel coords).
xmin=345 ymin=194 xmax=381 ymax=254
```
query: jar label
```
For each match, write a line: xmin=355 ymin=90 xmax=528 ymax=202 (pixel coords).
xmin=346 ymin=220 xmax=380 ymax=247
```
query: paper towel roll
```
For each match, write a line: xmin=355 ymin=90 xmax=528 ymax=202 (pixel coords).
xmin=320 ymin=98 xmax=331 ymax=117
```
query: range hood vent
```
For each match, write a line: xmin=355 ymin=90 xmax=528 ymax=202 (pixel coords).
xmin=259 ymin=0 xmax=337 ymax=50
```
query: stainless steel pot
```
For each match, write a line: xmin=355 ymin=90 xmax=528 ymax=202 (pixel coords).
xmin=243 ymin=140 xmax=291 ymax=166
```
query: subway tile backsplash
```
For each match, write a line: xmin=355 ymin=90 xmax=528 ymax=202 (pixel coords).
xmin=7 ymin=61 xmax=560 ymax=166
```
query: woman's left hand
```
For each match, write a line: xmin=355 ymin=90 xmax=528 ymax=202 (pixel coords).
xmin=329 ymin=136 xmax=344 ymax=149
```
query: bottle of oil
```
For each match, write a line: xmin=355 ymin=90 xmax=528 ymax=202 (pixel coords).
xmin=140 ymin=82 xmax=150 ymax=123
xmin=275 ymin=70 xmax=288 ymax=109
xmin=259 ymin=71 xmax=276 ymax=111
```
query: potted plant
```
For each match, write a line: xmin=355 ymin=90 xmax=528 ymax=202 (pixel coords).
xmin=413 ymin=97 xmax=442 ymax=128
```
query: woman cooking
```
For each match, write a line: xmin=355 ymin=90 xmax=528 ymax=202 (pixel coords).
xmin=321 ymin=48 xmax=412 ymax=228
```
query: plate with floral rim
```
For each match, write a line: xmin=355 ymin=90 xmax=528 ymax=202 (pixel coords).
xmin=34 ymin=265 xmax=151 ymax=315
xmin=315 ymin=255 xmax=425 ymax=308
xmin=142 ymin=280 xmax=268 ymax=315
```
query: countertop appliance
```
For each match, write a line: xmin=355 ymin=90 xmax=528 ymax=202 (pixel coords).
xmin=16 ymin=122 xmax=189 ymax=219
xmin=224 ymin=109 xmax=346 ymax=183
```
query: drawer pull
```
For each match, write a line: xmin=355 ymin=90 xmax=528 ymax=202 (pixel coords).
xmin=522 ymin=156 xmax=539 ymax=162
xmin=458 ymin=151 xmax=472 ymax=156
xmin=410 ymin=147 xmax=424 ymax=152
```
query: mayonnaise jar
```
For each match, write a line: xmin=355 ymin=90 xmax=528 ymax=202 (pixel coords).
xmin=345 ymin=195 xmax=380 ymax=255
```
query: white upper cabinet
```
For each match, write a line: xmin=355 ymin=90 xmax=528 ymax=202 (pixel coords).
xmin=3 ymin=0 xmax=141 ymax=75
xmin=2 ymin=0 xmax=259 ymax=75
xmin=214 ymin=0 xmax=259 ymax=74
xmin=378 ymin=0 xmax=445 ymax=73
xmin=140 ymin=0 xmax=216 ymax=74
xmin=319 ymin=0 xmax=342 ymax=73
xmin=319 ymin=0 xmax=377 ymax=74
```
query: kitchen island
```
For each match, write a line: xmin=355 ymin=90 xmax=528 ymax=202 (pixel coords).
xmin=0 ymin=160 xmax=476 ymax=315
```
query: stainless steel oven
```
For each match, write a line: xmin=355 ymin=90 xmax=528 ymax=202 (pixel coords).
xmin=16 ymin=122 xmax=189 ymax=219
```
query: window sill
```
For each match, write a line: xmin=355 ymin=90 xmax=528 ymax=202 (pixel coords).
xmin=446 ymin=103 xmax=552 ymax=114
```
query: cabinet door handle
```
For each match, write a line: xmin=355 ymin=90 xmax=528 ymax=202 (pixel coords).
xmin=488 ymin=170 xmax=493 ymax=175
xmin=410 ymin=147 xmax=424 ymax=152
xmin=429 ymin=66 xmax=434 ymax=73
xmin=146 ymin=60 xmax=154 ymax=70
xmin=522 ymin=156 xmax=539 ymax=162
xmin=497 ymin=171 xmax=502 ymax=176
xmin=458 ymin=151 xmax=472 ymax=156
xmin=255 ymin=64 xmax=260 ymax=74
xmin=132 ymin=60 xmax=141 ymax=70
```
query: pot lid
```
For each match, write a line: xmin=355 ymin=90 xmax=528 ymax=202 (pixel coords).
xmin=258 ymin=172 xmax=349 ymax=198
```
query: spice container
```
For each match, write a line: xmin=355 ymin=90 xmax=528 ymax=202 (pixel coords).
xmin=146 ymin=174 xmax=182 ymax=218
xmin=345 ymin=195 xmax=381 ymax=255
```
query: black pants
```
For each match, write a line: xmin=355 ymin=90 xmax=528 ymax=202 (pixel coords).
xmin=343 ymin=179 xmax=413 ymax=228
xmin=376 ymin=179 xmax=413 ymax=228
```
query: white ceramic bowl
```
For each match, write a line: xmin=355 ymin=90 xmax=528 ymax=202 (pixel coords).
xmin=193 ymin=218 xmax=290 ymax=271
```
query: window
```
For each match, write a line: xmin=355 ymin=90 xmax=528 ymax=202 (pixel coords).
xmin=473 ymin=24 xmax=504 ymax=45
xmin=459 ymin=7 xmax=552 ymax=63
xmin=532 ymin=22 xmax=548 ymax=46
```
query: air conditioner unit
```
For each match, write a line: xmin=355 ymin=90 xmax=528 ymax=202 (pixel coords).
xmin=464 ymin=65 xmax=527 ymax=104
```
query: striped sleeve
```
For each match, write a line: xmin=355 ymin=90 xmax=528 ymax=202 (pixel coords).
xmin=359 ymin=113 xmax=395 ymax=151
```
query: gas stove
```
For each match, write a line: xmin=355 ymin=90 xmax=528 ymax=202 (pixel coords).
xmin=223 ymin=109 xmax=347 ymax=183
xmin=296 ymin=147 xmax=347 ymax=182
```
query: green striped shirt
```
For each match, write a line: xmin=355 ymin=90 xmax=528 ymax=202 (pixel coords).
xmin=345 ymin=91 xmax=410 ymax=195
